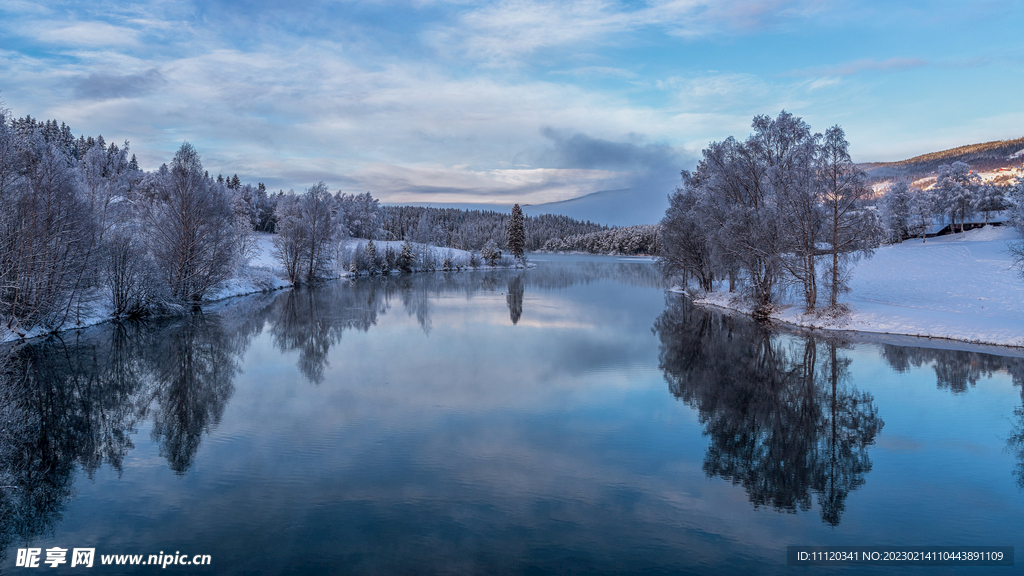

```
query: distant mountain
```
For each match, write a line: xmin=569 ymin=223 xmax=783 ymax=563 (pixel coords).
xmin=861 ymin=136 xmax=1024 ymax=181
xmin=391 ymin=188 xmax=670 ymax=227
xmin=522 ymin=188 xmax=668 ymax=227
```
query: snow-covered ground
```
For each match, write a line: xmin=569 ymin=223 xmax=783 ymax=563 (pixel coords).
xmin=689 ymin=225 xmax=1024 ymax=348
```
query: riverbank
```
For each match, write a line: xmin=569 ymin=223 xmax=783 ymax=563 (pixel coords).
xmin=679 ymin=225 xmax=1024 ymax=348
xmin=0 ymin=234 xmax=528 ymax=342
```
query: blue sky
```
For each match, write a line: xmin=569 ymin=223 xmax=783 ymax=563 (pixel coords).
xmin=1 ymin=0 xmax=1022 ymax=205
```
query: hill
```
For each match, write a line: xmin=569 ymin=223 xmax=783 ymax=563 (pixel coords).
xmin=861 ymin=136 xmax=1024 ymax=181
xmin=522 ymin=188 xmax=668 ymax=227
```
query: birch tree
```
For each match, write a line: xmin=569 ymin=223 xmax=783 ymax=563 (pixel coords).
xmin=144 ymin=143 xmax=236 ymax=302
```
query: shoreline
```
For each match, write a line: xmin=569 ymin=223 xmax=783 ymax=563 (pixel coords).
xmin=0 ymin=260 xmax=530 ymax=345
xmin=678 ymin=289 xmax=1024 ymax=351
xmin=672 ymin=225 xmax=1024 ymax=350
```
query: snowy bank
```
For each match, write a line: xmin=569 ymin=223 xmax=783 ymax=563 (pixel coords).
xmin=338 ymin=239 xmax=532 ymax=276
xmin=683 ymin=225 xmax=1024 ymax=348
xmin=0 ymin=234 xmax=529 ymax=342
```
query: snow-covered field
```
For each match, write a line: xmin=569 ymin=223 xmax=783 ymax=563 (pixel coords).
xmin=690 ymin=225 xmax=1024 ymax=348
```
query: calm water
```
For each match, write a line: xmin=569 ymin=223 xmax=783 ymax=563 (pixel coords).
xmin=1 ymin=255 xmax=1022 ymax=574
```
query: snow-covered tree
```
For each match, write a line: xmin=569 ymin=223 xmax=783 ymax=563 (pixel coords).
xmin=659 ymin=112 xmax=879 ymax=316
xmin=383 ymin=244 xmax=396 ymax=274
xmin=1009 ymin=178 xmax=1024 ymax=278
xmin=300 ymin=181 xmax=339 ymax=281
xmin=336 ymin=191 xmax=380 ymax=239
xmin=506 ymin=204 xmax=526 ymax=262
xmin=364 ymin=239 xmax=378 ymax=274
xmin=934 ymin=162 xmax=980 ymax=233
xmin=819 ymin=125 xmax=877 ymax=309
xmin=272 ymin=193 xmax=306 ymax=283
xmin=660 ymin=185 xmax=717 ymax=292
xmin=0 ymin=128 xmax=94 ymax=328
xmin=974 ymin=183 xmax=1007 ymax=224
xmin=1010 ymin=177 xmax=1024 ymax=232
xmin=773 ymin=128 xmax=824 ymax=311
xmin=909 ymin=188 xmax=937 ymax=242
xmin=397 ymin=241 xmax=415 ymax=273
xmin=481 ymin=239 xmax=501 ymax=266
xmin=144 ymin=143 xmax=237 ymax=302
xmin=272 ymin=182 xmax=342 ymax=283
xmin=880 ymin=180 xmax=913 ymax=243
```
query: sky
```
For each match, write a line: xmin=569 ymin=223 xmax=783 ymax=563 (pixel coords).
xmin=1 ymin=0 xmax=1023 ymax=206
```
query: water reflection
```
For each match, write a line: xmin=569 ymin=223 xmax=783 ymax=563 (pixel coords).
xmin=653 ymin=296 xmax=884 ymax=526
xmin=876 ymin=342 xmax=1024 ymax=489
xmin=4 ymin=260 xmax=1024 ymax=569
xmin=879 ymin=343 xmax=1024 ymax=397
xmin=1011 ymin=409 xmax=1024 ymax=490
xmin=0 ymin=311 xmax=260 ymax=560
xmin=262 ymin=262 xmax=663 ymax=375
xmin=270 ymin=285 xmax=387 ymax=384
xmin=148 ymin=315 xmax=243 ymax=473
xmin=506 ymin=275 xmax=524 ymax=325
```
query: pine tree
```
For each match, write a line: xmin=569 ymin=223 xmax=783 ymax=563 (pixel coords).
xmin=398 ymin=241 xmax=414 ymax=273
xmin=507 ymin=204 xmax=525 ymax=262
xmin=481 ymin=239 xmax=501 ymax=266
xmin=365 ymin=239 xmax=377 ymax=274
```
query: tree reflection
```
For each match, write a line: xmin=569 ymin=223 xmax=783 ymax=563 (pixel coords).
xmin=878 ymin=343 xmax=1024 ymax=490
xmin=879 ymin=343 xmax=1024 ymax=397
xmin=268 ymin=281 xmax=388 ymax=382
xmin=506 ymin=275 xmax=524 ymax=325
xmin=146 ymin=314 xmax=241 ymax=474
xmin=0 ymin=302 xmax=266 ymax=560
xmin=653 ymin=296 xmax=883 ymax=526
xmin=0 ymin=324 xmax=158 ymax=562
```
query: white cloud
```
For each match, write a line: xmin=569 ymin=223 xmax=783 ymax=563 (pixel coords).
xmin=807 ymin=76 xmax=841 ymax=91
xmin=786 ymin=57 xmax=928 ymax=77
xmin=33 ymin=21 xmax=142 ymax=47
xmin=425 ymin=0 xmax=835 ymax=65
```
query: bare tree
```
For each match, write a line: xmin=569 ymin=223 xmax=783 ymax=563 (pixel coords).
xmin=272 ymin=193 xmax=306 ymax=283
xmin=819 ymin=126 xmax=877 ymax=309
xmin=143 ymin=143 xmax=236 ymax=302
xmin=301 ymin=181 xmax=339 ymax=281
xmin=103 ymin=228 xmax=162 ymax=317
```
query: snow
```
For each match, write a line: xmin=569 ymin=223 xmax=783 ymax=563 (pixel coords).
xmin=687 ymin=225 xmax=1024 ymax=348
xmin=204 ymin=266 xmax=291 ymax=302
xmin=249 ymin=232 xmax=280 ymax=269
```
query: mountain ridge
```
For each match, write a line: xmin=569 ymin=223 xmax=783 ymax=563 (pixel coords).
xmin=860 ymin=136 xmax=1024 ymax=180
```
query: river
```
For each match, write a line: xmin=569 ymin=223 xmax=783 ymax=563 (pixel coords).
xmin=1 ymin=255 xmax=1022 ymax=574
